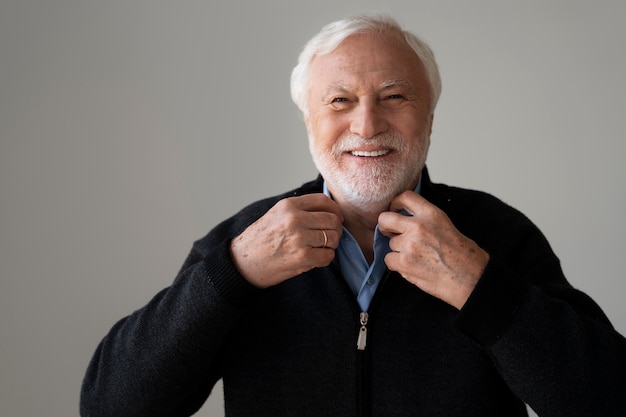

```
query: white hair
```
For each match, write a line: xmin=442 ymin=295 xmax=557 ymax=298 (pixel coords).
xmin=290 ymin=13 xmax=442 ymax=115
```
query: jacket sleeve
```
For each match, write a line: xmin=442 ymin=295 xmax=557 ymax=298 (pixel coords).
xmin=79 ymin=182 xmax=317 ymax=417
xmin=455 ymin=221 xmax=626 ymax=416
xmin=79 ymin=233 xmax=263 ymax=417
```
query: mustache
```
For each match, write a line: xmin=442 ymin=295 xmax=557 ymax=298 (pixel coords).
xmin=332 ymin=132 xmax=407 ymax=154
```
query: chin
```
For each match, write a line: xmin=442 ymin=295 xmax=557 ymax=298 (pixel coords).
xmin=328 ymin=169 xmax=418 ymax=213
xmin=342 ymin=191 xmax=395 ymax=214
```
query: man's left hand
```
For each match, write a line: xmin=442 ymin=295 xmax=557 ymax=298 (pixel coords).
xmin=378 ymin=191 xmax=489 ymax=310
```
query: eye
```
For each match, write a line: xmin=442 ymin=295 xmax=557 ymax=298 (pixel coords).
xmin=382 ymin=94 xmax=407 ymax=108
xmin=329 ymin=96 xmax=352 ymax=110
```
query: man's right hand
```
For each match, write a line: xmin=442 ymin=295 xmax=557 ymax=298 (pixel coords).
xmin=229 ymin=193 xmax=344 ymax=288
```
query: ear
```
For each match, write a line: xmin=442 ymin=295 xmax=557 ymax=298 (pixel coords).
xmin=303 ymin=113 xmax=313 ymax=136
xmin=427 ymin=113 xmax=434 ymax=136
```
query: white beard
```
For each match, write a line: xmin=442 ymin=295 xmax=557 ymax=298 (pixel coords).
xmin=309 ymin=131 xmax=430 ymax=213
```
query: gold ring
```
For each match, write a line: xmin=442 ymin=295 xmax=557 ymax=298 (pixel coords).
xmin=321 ymin=230 xmax=328 ymax=249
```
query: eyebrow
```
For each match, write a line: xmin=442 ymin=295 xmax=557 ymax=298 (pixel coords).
xmin=322 ymin=80 xmax=411 ymax=94
xmin=323 ymin=83 xmax=349 ymax=93
xmin=319 ymin=84 xmax=350 ymax=102
xmin=379 ymin=79 xmax=413 ymax=90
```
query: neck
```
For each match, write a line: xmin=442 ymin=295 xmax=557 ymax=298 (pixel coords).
xmin=337 ymin=199 xmax=389 ymax=264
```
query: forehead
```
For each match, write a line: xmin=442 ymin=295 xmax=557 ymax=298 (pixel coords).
xmin=308 ymin=31 xmax=427 ymax=91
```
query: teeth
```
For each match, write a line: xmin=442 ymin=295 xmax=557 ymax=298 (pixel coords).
xmin=351 ymin=150 xmax=390 ymax=157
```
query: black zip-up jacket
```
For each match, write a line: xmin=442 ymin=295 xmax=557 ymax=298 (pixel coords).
xmin=81 ymin=169 xmax=626 ymax=416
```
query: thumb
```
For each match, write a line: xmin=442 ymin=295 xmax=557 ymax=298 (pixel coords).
xmin=389 ymin=191 xmax=425 ymax=216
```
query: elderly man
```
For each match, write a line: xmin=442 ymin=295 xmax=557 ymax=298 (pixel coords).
xmin=81 ymin=13 xmax=626 ymax=417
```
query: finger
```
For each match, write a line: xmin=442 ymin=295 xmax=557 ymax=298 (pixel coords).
xmin=282 ymin=194 xmax=344 ymax=233
xmin=321 ymin=229 xmax=328 ymax=248
xmin=387 ymin=234 xmax=402 ymax=253
xmin=292 ymin=193 xmax=344 ymax=220
xmin=378 ymin=211 xmax=405 ymax=237
xmin=308 ymin=228 xmax=341 ymax=249
xmin=383 ymin=250 xmax=401 ymax=272
xmin=388 ymin=191 xmax=428 ymax=217
xmin=303 ymin=210 xmax=344 ymax=234
xmin=306 ymin=245 xmax=338 ymax=269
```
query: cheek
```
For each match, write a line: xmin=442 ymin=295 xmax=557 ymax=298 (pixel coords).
xmin=398 ymin=117 xmax=431 ymax=146
xmin=308 ymin=117 xmax=345 ymax=150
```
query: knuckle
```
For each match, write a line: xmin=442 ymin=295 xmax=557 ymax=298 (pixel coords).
xmin=275 ymin=197 xmax=292 ymax=210
xmin=282 ymin=211 xmax=300 ymax=228
xmin=331 ymin=215 xmax=343 ymax=231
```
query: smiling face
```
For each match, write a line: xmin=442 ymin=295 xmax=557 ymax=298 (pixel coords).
xmin=305 ymin=30 xmax=434 ymax=214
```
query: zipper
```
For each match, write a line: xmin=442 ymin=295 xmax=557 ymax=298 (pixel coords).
xmin=357 ymin=311 xmax=369 ymax=350
xmin=356 ymin=311 xmax=370 ymax=417
xmin=327 ymin=262 xmax=392 ymax=416
xmin=355 ymin=271 xmax=393 ymax=416
xmin=356 ymin=269 xmax=393 ymax=351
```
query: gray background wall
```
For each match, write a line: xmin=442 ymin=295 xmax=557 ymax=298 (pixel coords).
xmin=1 ymin=1 xmax=624 ymax=416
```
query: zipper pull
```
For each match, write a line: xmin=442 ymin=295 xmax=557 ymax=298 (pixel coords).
xmin=357 ymin=312 xmax=369 ymax=350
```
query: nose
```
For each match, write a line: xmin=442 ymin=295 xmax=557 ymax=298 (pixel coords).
xmin=349 ymin=100 xmax=389 ymax=139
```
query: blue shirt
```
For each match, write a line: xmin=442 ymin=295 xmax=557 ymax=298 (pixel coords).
xmin=323 ymin=178 xmax=422 ymax=311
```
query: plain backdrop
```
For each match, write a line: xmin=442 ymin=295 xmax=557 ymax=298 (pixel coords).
xmin=1 ymin=1 xmax=624 ymax=416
